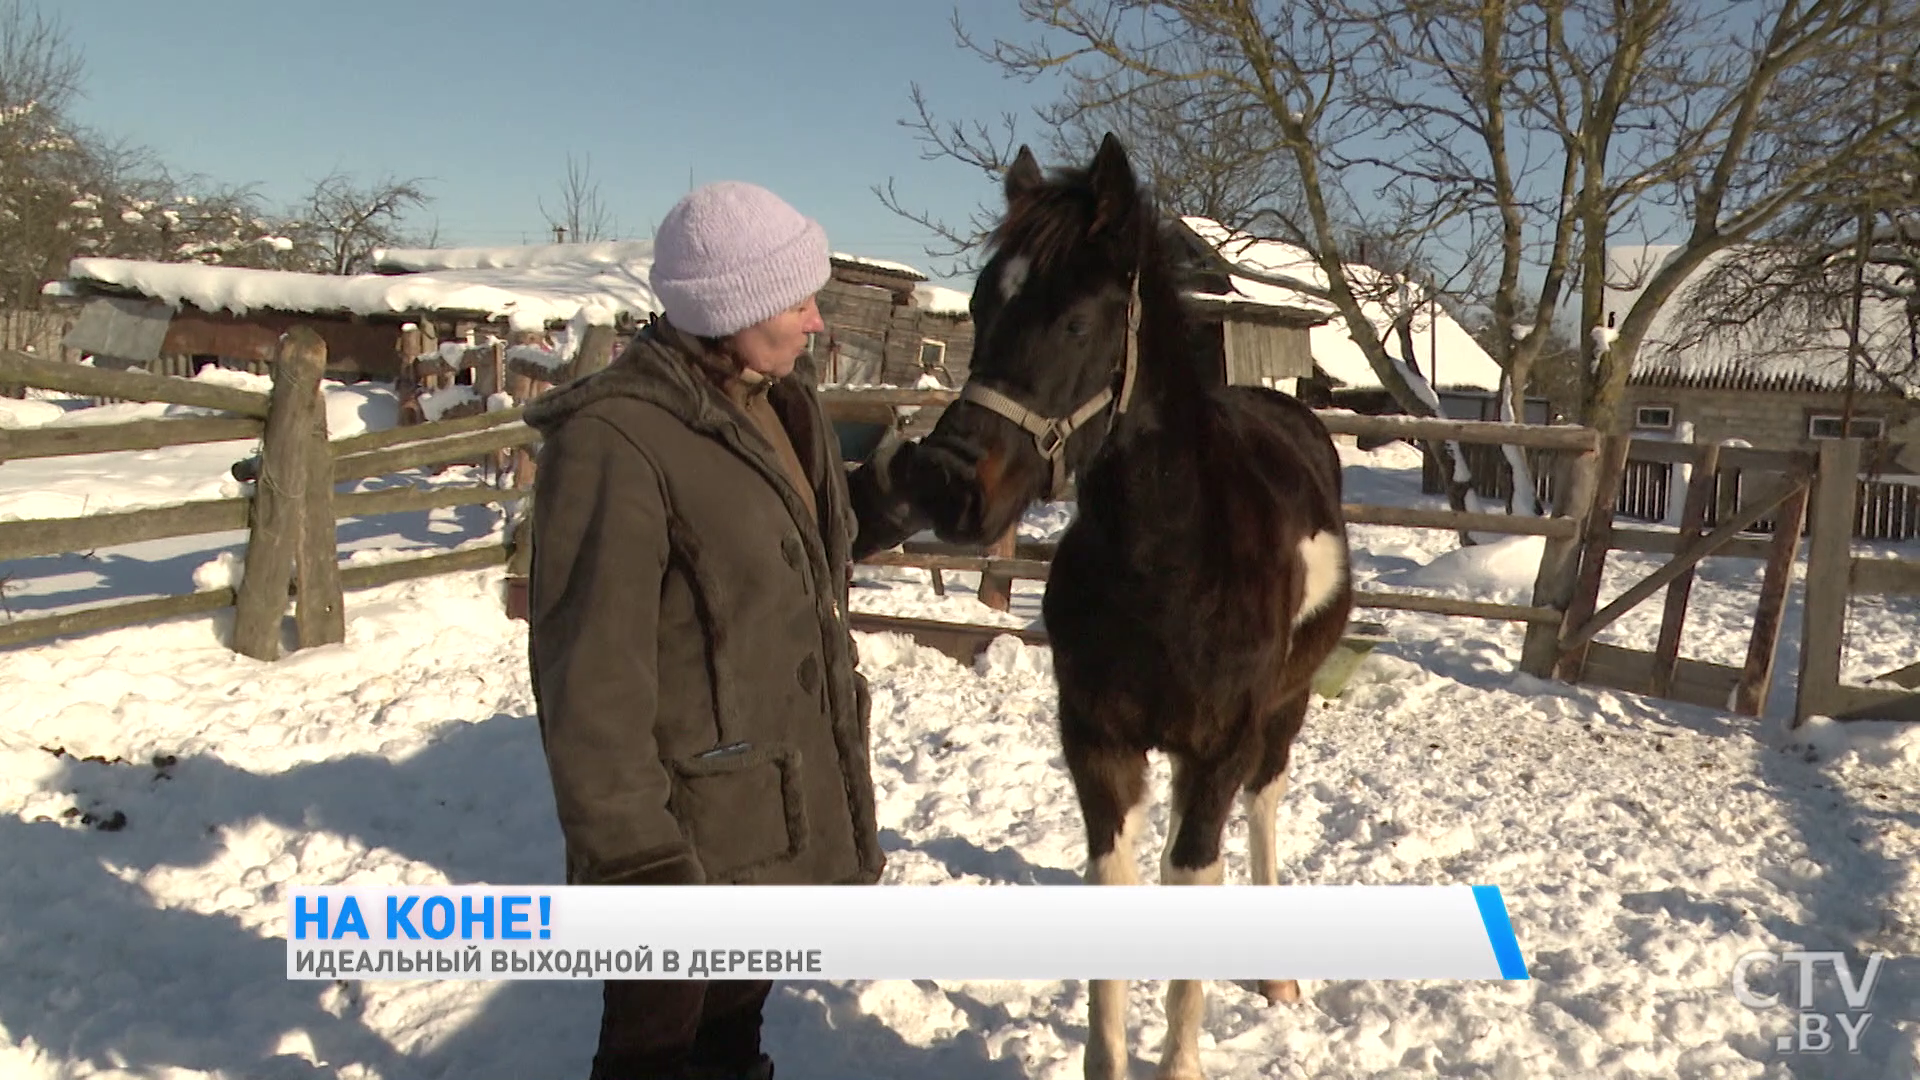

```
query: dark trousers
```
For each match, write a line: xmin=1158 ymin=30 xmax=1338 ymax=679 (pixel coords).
xmin=589 ymin=978 xmax=773 ymax=1079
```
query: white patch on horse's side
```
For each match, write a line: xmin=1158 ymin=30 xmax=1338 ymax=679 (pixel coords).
xmin=999 ymin=254 xmax=1031 ymax=301
xmin=1294 ymin=530 xmax=1347 ymax=626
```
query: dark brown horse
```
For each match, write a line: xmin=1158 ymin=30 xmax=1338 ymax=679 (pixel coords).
xmin=903 ymin=135 xmax=1355 ymax=1080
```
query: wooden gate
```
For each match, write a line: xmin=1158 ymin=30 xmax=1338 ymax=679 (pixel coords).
xmin=1551 ymin=436 xmax=1816 ymax=717
xmin=1795 ymin=440 xmax=1920 ymax=724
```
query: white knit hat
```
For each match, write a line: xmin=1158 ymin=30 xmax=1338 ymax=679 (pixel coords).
xmin=648 ymin=181 xmax=832 ymax=338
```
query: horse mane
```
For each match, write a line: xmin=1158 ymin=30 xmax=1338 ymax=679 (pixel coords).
xmin=985 ymin=164 xmax=1203 ymax=399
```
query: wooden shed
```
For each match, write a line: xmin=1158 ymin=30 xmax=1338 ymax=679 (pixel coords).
xmin=813 ymin=254 xmax=975 ymax=388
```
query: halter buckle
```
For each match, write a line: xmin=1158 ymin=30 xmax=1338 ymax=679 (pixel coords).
xmin=1035 ymin=424 xmax=1067 ymax=457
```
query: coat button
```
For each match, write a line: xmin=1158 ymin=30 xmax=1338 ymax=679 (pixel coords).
xmin=796 ymin=654 xmax=820 ymax=694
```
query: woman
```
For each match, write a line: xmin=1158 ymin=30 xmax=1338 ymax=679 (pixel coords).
xmin=523 ymin=181 xmax=933 ymax=1080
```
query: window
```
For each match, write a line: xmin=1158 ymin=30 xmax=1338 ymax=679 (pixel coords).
xmin=1634 ymin=405 xmax=1675 ymax=430
xmin=1808 ymin=414 xmax=1885 ymax=440
xmin=919 ymin=339 xmax=947 ymax=369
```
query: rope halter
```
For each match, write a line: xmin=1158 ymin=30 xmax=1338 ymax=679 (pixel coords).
xmin=954 ymin=272 xmax=1143 ymax=500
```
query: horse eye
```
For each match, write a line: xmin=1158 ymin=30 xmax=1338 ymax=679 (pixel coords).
xmin=1065 ymin=318 xmax=1091 ymax=337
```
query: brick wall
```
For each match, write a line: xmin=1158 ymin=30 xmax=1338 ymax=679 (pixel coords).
xmin=1623 ymin=384 xmax=1920 ymax=472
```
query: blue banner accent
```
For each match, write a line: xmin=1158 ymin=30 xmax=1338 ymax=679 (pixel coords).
xmin=1471 ymin=885 xmax=1529 ymax=979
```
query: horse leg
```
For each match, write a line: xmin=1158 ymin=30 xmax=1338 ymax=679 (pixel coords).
xmin=1065 ymin=736 xmax=1150 ymax=1080
xmin=1157 ymin=752 xmax=1243 ymax=1080
xmin=1243 ymin=692 xmax=1311 ymax=1006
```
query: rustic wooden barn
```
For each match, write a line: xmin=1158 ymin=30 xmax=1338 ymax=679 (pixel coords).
xmin=812 ymin=254 xmax=975 ymax=388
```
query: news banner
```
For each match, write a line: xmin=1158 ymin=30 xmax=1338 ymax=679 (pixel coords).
xmin=287 ymin=884 xmax=1530 ymax=982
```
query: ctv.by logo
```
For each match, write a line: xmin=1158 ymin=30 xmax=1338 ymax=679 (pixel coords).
xmin=1732 ymin=950 xmax=1886 ymax=1054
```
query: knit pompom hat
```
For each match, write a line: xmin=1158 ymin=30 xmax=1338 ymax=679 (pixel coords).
xmin=648 ymin=181 xmax=832 ymax=338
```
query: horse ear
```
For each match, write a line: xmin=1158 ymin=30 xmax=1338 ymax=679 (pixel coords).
xmin=1088 ymin=132 xmax=1137 ymax=236
xmin=1005 ymin=146 xmax=1044 ymax=204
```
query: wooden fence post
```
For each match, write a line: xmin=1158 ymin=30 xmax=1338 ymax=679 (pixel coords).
xmin=1545 ymin=434 xmax=1634 ymax=681
xmin=1518 ymin=439 xmax=1605 ymax=677
xmin=1649 ymin=442 xmax=1722 ymax=698
xmin=978 ymin=524 xmax=1018 ymax=612
xmin=1735 ymin=473 xmax=1809 ymax=717
xmin=232 ymin=327 xmax=330 ymax=661
xmin=1794 ymin=438 xmax=1863 ymax=726
xmin=295 ymin=331 xmax=344 ymax=649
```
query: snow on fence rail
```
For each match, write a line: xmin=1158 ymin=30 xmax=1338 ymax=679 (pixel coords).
xmin=0 ymin=342 xmax=541 ymax=656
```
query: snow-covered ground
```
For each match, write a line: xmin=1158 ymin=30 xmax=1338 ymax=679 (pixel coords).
xmin=1 ymin=390 xmax=1916 ymax=1079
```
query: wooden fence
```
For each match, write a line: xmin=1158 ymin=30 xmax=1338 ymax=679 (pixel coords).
xmin=1451 ymin=433 xmax=1920 ymax=542
xmin=0 ymin=342 xmax=541 ymax=656
xmin=818 ymin=387 xmax=1605 ymax=679
xmin=7 ymin=368 xmax=1915 ymax=730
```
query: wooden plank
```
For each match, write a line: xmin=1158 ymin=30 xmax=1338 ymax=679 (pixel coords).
xmin=333 ymin=483 xmax=527 ymax=519
xmin=1795 ymin=439 xmax=1865 ymax=725
xmin=1848 ymin=555 xmax=1920 ymax=598
xmin=1552 ymin=434 xmax=1633 ymax=679
xmin=0 ymin=348 xmax=272 ymax=418
xmin=1580 ymin=642 xmax=1744 ymax=711
xmin=1352 ymin=589 xmax=1562 ymax=624
xmin=330 ymin=403 xmax=526 ymax=456
xmin=860 ymin=550 xmax=1051 ymax=580
xmin=232 ymin=329 xmax=327 ymax=661
xmin=1650 ymin=442 xmax=1722 ymax=698
xmin=1735 ymin=480 xmax=1808 ymax=716
xmin=1344 ymin=503 xmax=1579 ymax=538
xmin=845 ymin=610 xmax=1047 ymax=665
xmin=1316 ymin=412 xmax=1600 ymax=450
xmin=1626 ymin=440 xmax=1814 ymax=472
xmin=1519 ymin=446 xmax=1603 ymax=677
xmin=0 ymin=588 xmax=236 ymax=649
xmin=0 ymin=416 xmax=264 ymax=462
xmin=1871 ymin=657 xmax=1920 ymax=690
xmin=1609 ymin=526 xmax=1776 ymax=561
xmin=819 ymin=389 xmax=1604 ymax=450
xmin=903 ymin=538 xmax=1059 ymax=561
xmin=1826 ymin=684 xmax=1920 ymax=723
xmin=338 ymin=543 xmax=511 ymax=590
xmin=1559 ymin=473 xmax=1804 ymax=657
xmin=332 ymin=424 xmax=539 ymax=482
xmin=0 ymin=499 xmax=251 ymax=562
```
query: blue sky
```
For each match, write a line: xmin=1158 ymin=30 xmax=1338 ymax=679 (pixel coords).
xmin=56 ymin=1 xmax=1059 ymax=287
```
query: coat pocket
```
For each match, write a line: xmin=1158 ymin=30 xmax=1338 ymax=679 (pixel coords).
xmin=666 ymin=742 xmax=808 ymax=880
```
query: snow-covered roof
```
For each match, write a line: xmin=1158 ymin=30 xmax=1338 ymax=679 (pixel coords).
xmin=830 ymin=252 xmax=928 ymax=280
xmin=1606 ymin=243 xmax=1917 ymax=395
xmin=371 ymin=239 xmax=656 ymax=274
xmin=55 ymin=245 xmax=661 ymax=332
xmin=1181 ymin=216 xmax=1505 ymax=393
xmin=914 ymin=283 xmax=971 ymax=316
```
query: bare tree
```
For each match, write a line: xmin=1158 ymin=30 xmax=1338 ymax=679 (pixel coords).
xmin=541 ymin=152 xmax=614 ymax=243
xmin=0 ymin=0 xmax=89 ymax=306
xmin=889 ymin=0 xmax=1920 ymax=457
xmin=283 ymin=172 xmax=432 ymax=275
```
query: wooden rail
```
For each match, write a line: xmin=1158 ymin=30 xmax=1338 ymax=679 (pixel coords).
xmin=0 ymin=348 xmax=271 ymax=418
xmin=0 ymin=498 xmax=252 ymax=562
xmin=330 ymin=405 xmax=527 ymax=456
xmin=1 ymin=416 xmax=264 ymax=461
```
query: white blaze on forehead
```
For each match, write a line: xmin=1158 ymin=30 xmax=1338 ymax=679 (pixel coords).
xmin=1294 ymin=530 xmax=1347 ymax=626
xmin=998 ymin=255 xmax=1031 ymax=301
